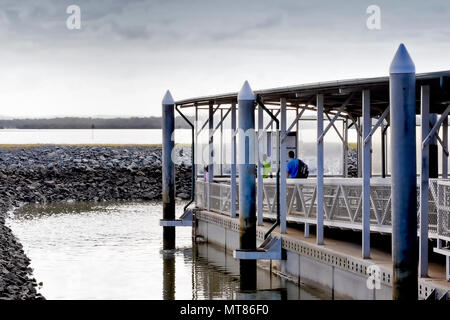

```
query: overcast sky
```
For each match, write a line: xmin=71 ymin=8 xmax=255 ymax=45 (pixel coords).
xmin=0 ymin=0 xmax=449 ymax=118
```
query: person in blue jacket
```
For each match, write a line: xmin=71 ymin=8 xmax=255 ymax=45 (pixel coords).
xmin=286 ymin=151 xmax=299 ymax=178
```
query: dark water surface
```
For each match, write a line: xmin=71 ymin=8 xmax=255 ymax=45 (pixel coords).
xmin=7 ymin=201 xmax=331 ymax=300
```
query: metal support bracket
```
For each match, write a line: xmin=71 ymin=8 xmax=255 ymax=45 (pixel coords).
xmin=364 ymin=106 xmax=390 ymax=145
xmin=159 ymin=209 xmax=193 ymax=227
xmin=233 ymin=235 xmax=285 ymax=260
xmin=423 ymin=105 xmax=450 ymax=147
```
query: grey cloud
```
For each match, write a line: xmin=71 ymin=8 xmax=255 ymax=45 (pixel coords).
xmin=1 ymin=0 xmax=450 ymax=53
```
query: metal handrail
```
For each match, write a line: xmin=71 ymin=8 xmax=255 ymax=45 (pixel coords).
xmin=256 ymin=95 xmax=280 ymax=239
xmin=175 ymin=105 xmax=195 ymax=213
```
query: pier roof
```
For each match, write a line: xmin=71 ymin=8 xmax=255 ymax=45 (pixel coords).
xmin=176 ymin=70 xmax=450 ymax=118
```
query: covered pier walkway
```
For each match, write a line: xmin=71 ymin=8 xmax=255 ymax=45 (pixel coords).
xmin=176 ymin=68 xmax=450 ymax=282
xmin=162 ymin=45 xmax=450 ymax=298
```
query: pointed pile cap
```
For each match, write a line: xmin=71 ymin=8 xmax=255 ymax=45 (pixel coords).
xmin=162 ymin=90 xmax=174 ymax=105
xmin=389 ymin=43 xmax=415 ymax=74
xmin=238 ymin=80 xmax=255 ymax=100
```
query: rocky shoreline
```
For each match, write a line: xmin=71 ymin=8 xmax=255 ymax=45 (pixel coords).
xmin=0 ymin=145 xmax=357 ymax=300
xmin=0 ymin=145 xmax=192 ymax=300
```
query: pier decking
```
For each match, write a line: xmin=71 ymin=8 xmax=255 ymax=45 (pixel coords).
xmin=195 ymin=209 xmax=450 ymax=300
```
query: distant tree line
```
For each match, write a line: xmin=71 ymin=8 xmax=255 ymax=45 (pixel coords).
xmin=0 ymin=116 xmax=194 ymax=129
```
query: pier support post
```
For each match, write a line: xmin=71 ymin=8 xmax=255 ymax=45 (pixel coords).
xmin=390 ymin=44 xmax=418 ymax=300
xmin=429 ymin=114 xmax=439 ymax=178
xmin=443 ymin=115 xmax=448 ymax=178
xmin=257 ymin=104 xmax=264 ymax=226
xmin=195 ymin=104 xmax=199 ymax=180
xmin=162 ymin=90 xmax=176 ymax=250
xmin=343 ymin=119 xmax=349 ymax=177
xmin=207 ymin=102 xmax=214 ymax=210
xmin=162 ymin=253 xmax=176 ymax=300
xmin=357 ymin=118 xmax=362 ymax=178
xmin=238 ymin=81 xmax=257 ymax=290
xmin=231 ymin=103 xmax=237 ymax=218
xmin=420 ymin=85 xmax=430 ymax=278
xmin=381 ymin=123 xmax=387 ymax=178
xmin=208 ymin=102 xmax=214 ymax=182
xmin=362 ymin=89 xmax=371 ymax=259
xmin=220 ymin=110 xmax=224 ymax=176
xmin=316 ymin=94 xmax=324 ymax=245
xmin=280 ymin=98 xmax=287 ymax=234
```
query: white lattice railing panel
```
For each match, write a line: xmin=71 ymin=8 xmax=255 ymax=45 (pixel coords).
xmin=195 ymin=178 xmax=440 ymax=234
xmin=436 ymin=180 xmax=450 ymax=241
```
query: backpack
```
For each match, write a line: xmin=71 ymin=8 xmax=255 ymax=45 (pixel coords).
xmin=296 ymin=159 xmax=309 ymax=178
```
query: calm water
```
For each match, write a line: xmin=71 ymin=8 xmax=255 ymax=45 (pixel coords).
xmin=7 ymin=201 xmax=332 ymax=300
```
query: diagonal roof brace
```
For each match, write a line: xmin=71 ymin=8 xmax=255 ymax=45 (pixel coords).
xmin=423 ymin=105 xmax=450 ymax=147
xmin=264 ymin=110 xmax=280 ymax=130
xmin=196 ymin=104 xmax=221 ymax=137
xmin=281 ymin=108 xmax=307 ymax=142
xmin=428 ymin=120 xmax=449 ymax=156
xmin=434 ymin=127 xmax=449 ymax=157
xmin=210 ymin=108 xmax=232 ymax=137
xmin=363 ymin=106 xmax=390 ymax=145
xmin=318 ymin=93 xmax=354 ymax=142
xmin=325 ymin=113 xmax=344 ymax=143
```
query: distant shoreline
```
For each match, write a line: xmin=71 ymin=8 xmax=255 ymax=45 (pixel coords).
xmin=0 ymin=116 xmax=194 ymax=130
xmin=0 ymin=143 xmax=194 ymax=149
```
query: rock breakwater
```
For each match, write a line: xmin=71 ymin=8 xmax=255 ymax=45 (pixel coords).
xmin=0 ymin=145 xmax=192 ymax=300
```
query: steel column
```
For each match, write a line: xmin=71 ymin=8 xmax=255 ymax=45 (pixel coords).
xmin=316 ymin=94 xmax=324 ymax=245
xmin=390 ymin=44 xmax=418 ymax=300
xmin=296 ymin=108 xmax=302 ymax=212
xmin=304 ymin=100 xmax=310 ymax=237
xmin=429 ymin=114 xmax=439 ymax=178
xmin=420 ymin=85 xmax=430 ymax=278
xmin=280 ymin=98 xmax=287 ymax=234
xmin=207 ymin=102 xmax=214 ymax=210
xmin=362 ymin=90 xmax=371 ymax=259
xmin=162 ymin=90 xmax=176 ymax=250
xmin=208 ymin=102 xmax=214 ymax=182
xmin=357 ymin=118 xmax=362 ymax=177
xmin=381 ymin=123 xmax=386 ymax=178
xmin=237 ymin=81 xmax=257 ymax=290
xmin=220 ymin=109 xmax=224 ymax=176
xmin=195 ymin=105 xmax=199 ymax=179
xmin=343 ymin=119 xmax=348 ymax=177
xmin=231 ymin=103 xmax=237 ymax=218
xmin=257 ymin=104 xmax=264 ymax=225
xmin=443 ymin=115 xmax=448 ymax=178
xmin=304 ymin=109 xmax=311 ymax=236
xmin=296 ymin=108 xmax=300 ymax=157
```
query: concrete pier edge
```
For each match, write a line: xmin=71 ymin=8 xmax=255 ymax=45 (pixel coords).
xmin=195 ymin=210 xmax=449 ymax=300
